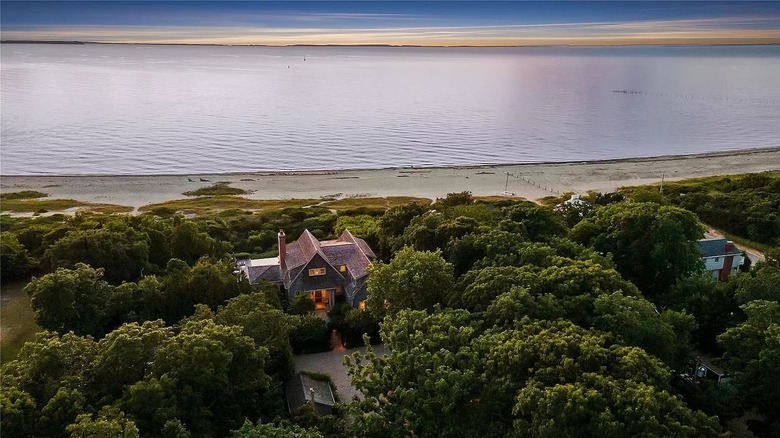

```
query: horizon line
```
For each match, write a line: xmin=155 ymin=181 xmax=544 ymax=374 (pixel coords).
xmin=3 ymin=39 xmax=780 ymax=48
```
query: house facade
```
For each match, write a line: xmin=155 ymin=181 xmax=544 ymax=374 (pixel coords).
xmin=698 ymin=238 xmax=745 ymax=282
xmin=238 ymin=229 xmax=376 ymax=310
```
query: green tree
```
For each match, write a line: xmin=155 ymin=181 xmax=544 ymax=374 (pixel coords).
xmin=483 ymin=259 xmax=640 ymax=327
xmin=88 ymin=321 xmax=173 ymax=404
xmin=25 ymin=264 xmax=114 ymax=336
xmin=39 ymin=387 xmax=87 ymax=438
xmin=212 ymin=293 xmax=295 ymax=380
xmin=346 ymin=311 xmax=722 ymax=438
xmin=67 ymin=406 xmax=140 ymax=438
xmin=378 ymin=203 xmax=430 ymax=259
xmin=291 ymin=293 xmax=316 ymax=315
xmin=43 ymin=227 xmax=150 ymax=284
xmin=1 ymin=231 xmax=31 ymax=280
xmin=335 ymin=215 xmax=381 ymax=251
xmin=158 ymin=258 xmax=250 ymax=323
xmin=136 ymin=320 xmax=273 ymax=436
xmin=512 ymin=373 xmax=725 ymax=438
xmin=571 ymin=202 xmax=704 ymax=297
xmin=718 ymin=300 xmax=780 ymax=430
xmin=662 ymin=275 xmax=739 ymax=353
xmin=169 ymin=220 xmax=227 ymax=266
xmin=0 ymin=385 xmax=37 ymax=437
xmin=289 ymin=314 xmax=329 ymax=354
xmin=593 ymin=292 xmax=694 ymax=367
xmin=346 ymin=309 xmax=485 ymax=437
xmin=365 ymin=247 xmax=454 ymax=319
xmin=231 ymin=420 xmax=324 ymax=438
xmin=500 ymin=202 xmax=568 ymax=241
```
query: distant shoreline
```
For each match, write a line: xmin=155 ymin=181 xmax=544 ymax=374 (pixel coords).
xmin=2 ymin=147 xmax=779 ymax=213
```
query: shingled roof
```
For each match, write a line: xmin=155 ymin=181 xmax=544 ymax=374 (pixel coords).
xmin=284 ymin=229 xmax=375 ymax=290
xmin=286 ymin=373 xmax=336 ymax=414
xmin=698 ymin=238 xmax=742 ymax=258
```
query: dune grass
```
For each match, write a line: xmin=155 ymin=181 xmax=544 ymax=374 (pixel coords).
xmin=0 ymin=280 xmax=40 ymax=363
xmin=473 ymin=195 xmax=528 ymax=205
xmin=321 ymin=196 xmax=432 ymax=212
xmin=0 ymin=191 xmax=48 ymax=201
xmin=0 ymin=198 xmax=133 ymax=214
xmin=183 ymin=183 xmax=249 ymax=197
xmin=0 ymin=199 xmax=134 ymax=214
xmin=139 ymin=196 xmax=320 ymax=216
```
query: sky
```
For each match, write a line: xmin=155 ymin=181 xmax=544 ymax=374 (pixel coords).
xmin=2 ymin=1 xmax=780 ymax=46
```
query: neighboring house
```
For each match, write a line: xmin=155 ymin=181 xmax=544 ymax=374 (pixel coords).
xmin=238 ymin=229 xmax=376 ymax=310
xmin=698 ymin=238 xmax=745 ymax=281
xmin=286 ymin=373 xmax=336 ymax=415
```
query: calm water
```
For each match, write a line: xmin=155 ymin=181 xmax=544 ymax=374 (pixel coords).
xmin=1 ymin=44 xmax=779 ymax=175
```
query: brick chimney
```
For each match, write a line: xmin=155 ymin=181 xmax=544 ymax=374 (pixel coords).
xmin=278 ymin=229 xmax=286 ymax=269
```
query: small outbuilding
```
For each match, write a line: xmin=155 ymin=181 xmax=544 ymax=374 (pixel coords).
xmin=286 ymin=373 xmax=336 ymax=415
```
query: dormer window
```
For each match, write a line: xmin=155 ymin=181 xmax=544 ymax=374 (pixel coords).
xmin=309 ymin=268 xmax=326 ymax=276
xmin=339 ymin=265 xmax=347 ymax=273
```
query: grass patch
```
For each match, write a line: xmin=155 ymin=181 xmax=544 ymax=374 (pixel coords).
xmin=0 ymin=198 xmax=133 ymax=214
xmin=474 ymin=195 xmax=528 ymax=205
xmin=183 ymin=183 xmax=248 ymax=197
xmin=0 ymin=279 xmax=41 ymax=363
xmin=322 ymin=196 xmax=432 ymax=212
xmin=139 ymin=196 xmax=319 ymax=216
xmin=0 ymin=191 xmax=48 ymax=201
xmin=711 ymin=227 xmax=774 ymax=255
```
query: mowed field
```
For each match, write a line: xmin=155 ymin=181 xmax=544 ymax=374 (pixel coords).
xmin=1 ymin=279 xmax=40 ymax=363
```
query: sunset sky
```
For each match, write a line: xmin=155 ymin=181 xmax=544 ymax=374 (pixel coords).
xmin=2 ymin=1 xmax=780 ymax=46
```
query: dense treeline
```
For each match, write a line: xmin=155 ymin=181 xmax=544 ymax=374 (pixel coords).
xmin=623 ymin=171 xmax=780 ymax=247
xmin=1 ymin=187 xmax=779 ymax=436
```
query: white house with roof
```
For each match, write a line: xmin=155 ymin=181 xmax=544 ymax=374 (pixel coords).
xmin=698 ymin=238 xmax=745 ymax=281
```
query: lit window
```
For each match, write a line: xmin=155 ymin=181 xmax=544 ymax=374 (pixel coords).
xmin=358 ymin=301 xmax=366 ymax=311
xmin=308 ymin=268 xmax=326 ymax=276
xmin=339 ymin=265 xmax=347 ymax=273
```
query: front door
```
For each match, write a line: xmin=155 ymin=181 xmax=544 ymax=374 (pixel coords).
xmin=310 ymin=289 xmax=332 ymax=310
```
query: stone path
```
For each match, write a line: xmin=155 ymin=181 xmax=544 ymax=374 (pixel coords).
xmin=294 ymin=344 xmax=387 ymax=402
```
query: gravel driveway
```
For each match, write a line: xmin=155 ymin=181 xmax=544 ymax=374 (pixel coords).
xmin=294 ymin=344 xmax=388 ymax=402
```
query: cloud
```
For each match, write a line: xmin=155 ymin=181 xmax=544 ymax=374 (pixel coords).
xmin=3 ymin=16 xmax=779 ymax=46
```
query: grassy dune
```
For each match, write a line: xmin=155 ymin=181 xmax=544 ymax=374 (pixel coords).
xmin=139 ymin=196 xmax=320 ymax=215
xmin=0 ymin=191 xmax=133 ymax=214
xmin=321 ymin=196 xmax=432 ymax=212
xmin=183 ymin=183 xmax=249 ymax=197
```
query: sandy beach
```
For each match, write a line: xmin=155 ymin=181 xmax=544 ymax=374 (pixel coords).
xmin=2 ymin=147 xmax=779 ymax=212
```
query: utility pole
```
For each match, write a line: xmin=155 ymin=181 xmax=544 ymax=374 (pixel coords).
xmin=660 ymin=173 xmax=665 ymax=194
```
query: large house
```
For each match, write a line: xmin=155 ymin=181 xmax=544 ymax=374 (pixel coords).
xmin=698 ymin=238 xmax=745 ymax=281
xmin=238 ymin=229 xmax=376 ymax=310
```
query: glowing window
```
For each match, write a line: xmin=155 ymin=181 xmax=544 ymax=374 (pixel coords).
xmin=339 ymin=265 xmax=347 ymax=273
xmin=358 ymin=301 xmax=366 ymax=311
xmin=308 ymin=268 xmax=326 ymax=276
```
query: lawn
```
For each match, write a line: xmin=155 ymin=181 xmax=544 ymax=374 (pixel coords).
xmin=0 ymin=279 xmax=40 ymax=363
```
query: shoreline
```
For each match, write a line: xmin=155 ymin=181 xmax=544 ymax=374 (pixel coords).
xmin=3 ymin=146 xmax=778 ymax=179
xmin=2 ymin=147 xmax=779 ymax=212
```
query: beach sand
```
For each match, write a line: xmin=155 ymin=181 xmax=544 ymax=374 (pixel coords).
xmin=2 ymin=147 xmax=779 ymax=212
